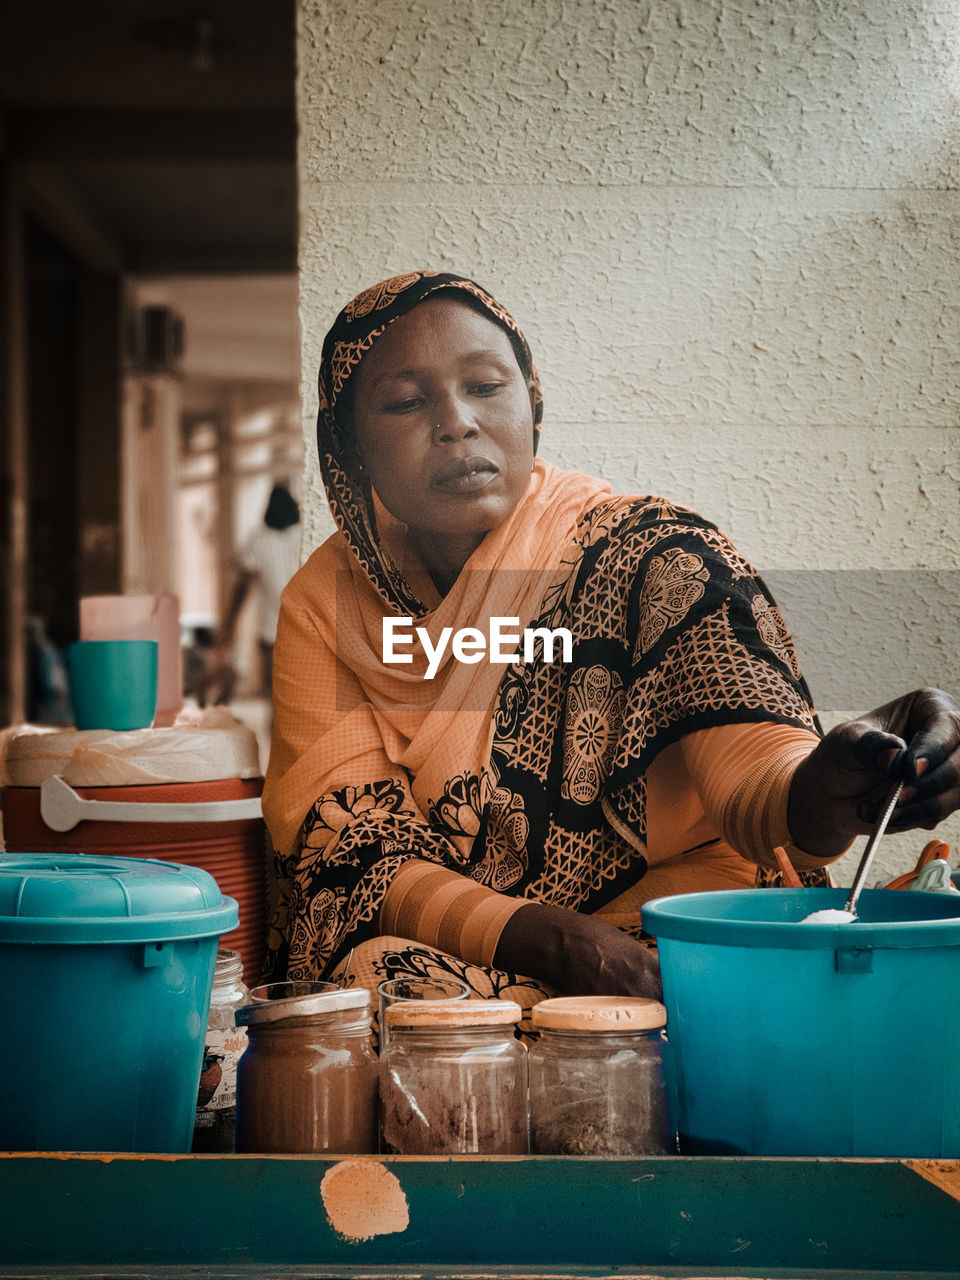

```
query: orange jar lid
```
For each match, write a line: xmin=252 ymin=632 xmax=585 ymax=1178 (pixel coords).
xmin=531 ymin=996 xmax=666 ymax=1031
xmin=385 ymin=998 xmax=521 ymax=1029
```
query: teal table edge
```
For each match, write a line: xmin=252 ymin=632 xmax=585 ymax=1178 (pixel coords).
xmin=2 ymin=1153 xmax=960 ymax=1277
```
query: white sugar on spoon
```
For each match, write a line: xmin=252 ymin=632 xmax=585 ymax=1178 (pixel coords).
xmin=799 ymin=779 xmax=904 ymax=925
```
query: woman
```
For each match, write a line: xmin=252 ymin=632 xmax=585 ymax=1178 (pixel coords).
xmin=212 ymin=483 xmax=301 ymax=699
xmin=262 ymin=270 xmax=960 ymax=1012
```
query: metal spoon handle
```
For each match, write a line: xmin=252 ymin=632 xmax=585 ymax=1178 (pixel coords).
xmin=337 ymin=948 xmax=355 ymax=987
xmin=844 ymin=779 xmax=904 ymax=915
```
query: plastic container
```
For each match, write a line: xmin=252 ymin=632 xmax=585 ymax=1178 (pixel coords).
xmin=234 ymin=983 xmax=378 ymax=1154
xmin=67 ymin=639 xmax=158 ymax=730
xmin=192 ymin=948 xmax=251 ymax=1153
xmin=380 ymin=999 xmax=528 ymax=1154
xmin=2 ymin=725 xmax=266 ymax=983
xmin=0 ymin=852 xmax=238 ymax=1153
xmin=642 ymin=887 xmax=960 ymax=1157
xmin=528 ymin=996 xmax=673 ymax=1155
xmin=80 ymin=594 xmax=182 ymax=727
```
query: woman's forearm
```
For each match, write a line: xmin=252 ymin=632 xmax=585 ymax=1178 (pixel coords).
xmin=493 ymin=901 xmax=662 ymax=1000
xmin=380 ymin=859 xmax=524 ymax=967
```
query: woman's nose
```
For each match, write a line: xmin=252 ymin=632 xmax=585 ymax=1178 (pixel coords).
xmin=434 ymin=401 xmax=479 ymax=442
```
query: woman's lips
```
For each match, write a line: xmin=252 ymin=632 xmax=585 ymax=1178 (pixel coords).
xmin=432 ymin=456 xmax=499 ymax=493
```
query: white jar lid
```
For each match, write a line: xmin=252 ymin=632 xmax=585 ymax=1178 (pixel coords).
xmin=385 ymin=998 xmax=521 ymax=1029
xmin=236 ymin=987 xmax=370 ymax=1025
xmin=531 ymin=996 xmax=666 ymax=1031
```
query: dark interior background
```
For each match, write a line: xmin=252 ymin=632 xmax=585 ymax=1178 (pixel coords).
xmin=0 ymin=2 xmax=298 ymax=724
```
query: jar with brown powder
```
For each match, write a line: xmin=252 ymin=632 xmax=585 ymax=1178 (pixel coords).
xmin=234 ymin=983 xmax=378 ymax=1153
xmin=528 ymin=996 xmax=674 ymax=1155
xmin=380 ymin=999 xmax=528 ymax=1155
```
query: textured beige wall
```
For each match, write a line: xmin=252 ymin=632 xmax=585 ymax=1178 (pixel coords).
xmin=296 ymin=0 xmax=960 ymax=883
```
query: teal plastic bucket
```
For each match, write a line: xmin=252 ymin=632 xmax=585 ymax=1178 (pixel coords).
xmin=642 ymin=888 xmax=960 ymax=1157
xmin=0 ymin=853 xmax=238 ymax=1153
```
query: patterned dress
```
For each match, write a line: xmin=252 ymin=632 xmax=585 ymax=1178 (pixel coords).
xmin=267 ymin=489 xmax=825 ymax=1004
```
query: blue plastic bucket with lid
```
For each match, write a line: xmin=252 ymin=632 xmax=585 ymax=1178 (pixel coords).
xmin=642 ymin=887 xmax=960 ymax=1157
xmin=0 ymin=852 xmax=238 ymax=1153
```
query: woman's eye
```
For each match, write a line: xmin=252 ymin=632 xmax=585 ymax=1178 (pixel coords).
xmin=383 ymin=397 xmax=423 ymax=414
xmin=470 ymin=382 xmax=503 ymax=397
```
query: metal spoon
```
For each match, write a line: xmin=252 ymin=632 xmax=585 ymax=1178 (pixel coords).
xmin=337 ymin=948 xmax=355 ymax=987
xmin=801 ymin=778 xmax=904 ymax=924
xmin=843 ymin=778 xmax=905 ymax=916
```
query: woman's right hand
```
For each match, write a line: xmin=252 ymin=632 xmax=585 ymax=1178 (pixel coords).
xmin=493 ymin=901 xmax=662 ymax=1000
xmin=787 ymin=687 xmax=960 ymax=857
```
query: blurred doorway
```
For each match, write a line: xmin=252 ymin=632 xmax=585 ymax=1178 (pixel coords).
xmin=130 ymin=275 xmax=301 ymax=685
xmin=0 ymin=2 xmax=298 ymax=728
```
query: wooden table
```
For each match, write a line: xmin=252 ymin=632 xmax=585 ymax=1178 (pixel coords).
xmin=2 ymin=1153 xmax=959 ymax=1278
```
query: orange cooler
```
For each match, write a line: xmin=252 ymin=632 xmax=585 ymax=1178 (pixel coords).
xmin=2 ymin=721 xmax=268 ymax=984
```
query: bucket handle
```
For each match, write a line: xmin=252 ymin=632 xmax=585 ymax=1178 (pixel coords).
xmin=40 ymin=774 xmax=263 ymax=833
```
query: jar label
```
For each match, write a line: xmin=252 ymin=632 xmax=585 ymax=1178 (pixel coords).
xmin=195 ymin=1026 xmax=247 ymax=1115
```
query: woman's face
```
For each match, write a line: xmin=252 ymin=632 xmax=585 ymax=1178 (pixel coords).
xmin=349 ymin=297 xmax=536 ymax=567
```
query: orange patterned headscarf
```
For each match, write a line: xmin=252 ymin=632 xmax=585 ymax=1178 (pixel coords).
xmin=316 ymin=271 xmax=544 ymax=619
xmin=264 ymin=272 xmax=612 ymax=862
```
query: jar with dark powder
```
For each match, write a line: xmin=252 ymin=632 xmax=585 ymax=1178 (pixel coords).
xmin=380 ymin=999 xmax=527 ymax=1155
xmin=234 ymin=983 xmax=378 ymax=1154
xmin=192 ymin=948 xmax=250 ymax=1153
xmin=528 ymin=996 xmax=674 ymax=1155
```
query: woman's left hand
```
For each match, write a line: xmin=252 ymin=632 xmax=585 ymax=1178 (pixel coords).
xmin=787 ymin=687 xmax=960 ymax=858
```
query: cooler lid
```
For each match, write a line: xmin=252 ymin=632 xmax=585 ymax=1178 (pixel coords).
xmin=2 ymin=719 xmax=262 ymax=787
xmin=0 ymin=852 xmax=239 ymax=943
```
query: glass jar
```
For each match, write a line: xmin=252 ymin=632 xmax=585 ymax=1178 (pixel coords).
xmin=380 ymin=999 xmax=528 ymax=1155
xmin=192 ymin=948 xmax=251 ymax=1153
xmin=234 ymin=984 xmax=378 ymax=1154
xmin=528 ymin=996 xmax=674 ymax=1155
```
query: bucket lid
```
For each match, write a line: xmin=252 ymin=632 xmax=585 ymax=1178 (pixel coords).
xmin=531 ymin=996 xmax=667 ymax=1031
xmin=0 ymin=852 xmax=239 ymax=943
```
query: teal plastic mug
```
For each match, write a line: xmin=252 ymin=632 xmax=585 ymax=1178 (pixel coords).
xmin=67 ymin=639 xmax=158 ymax=731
